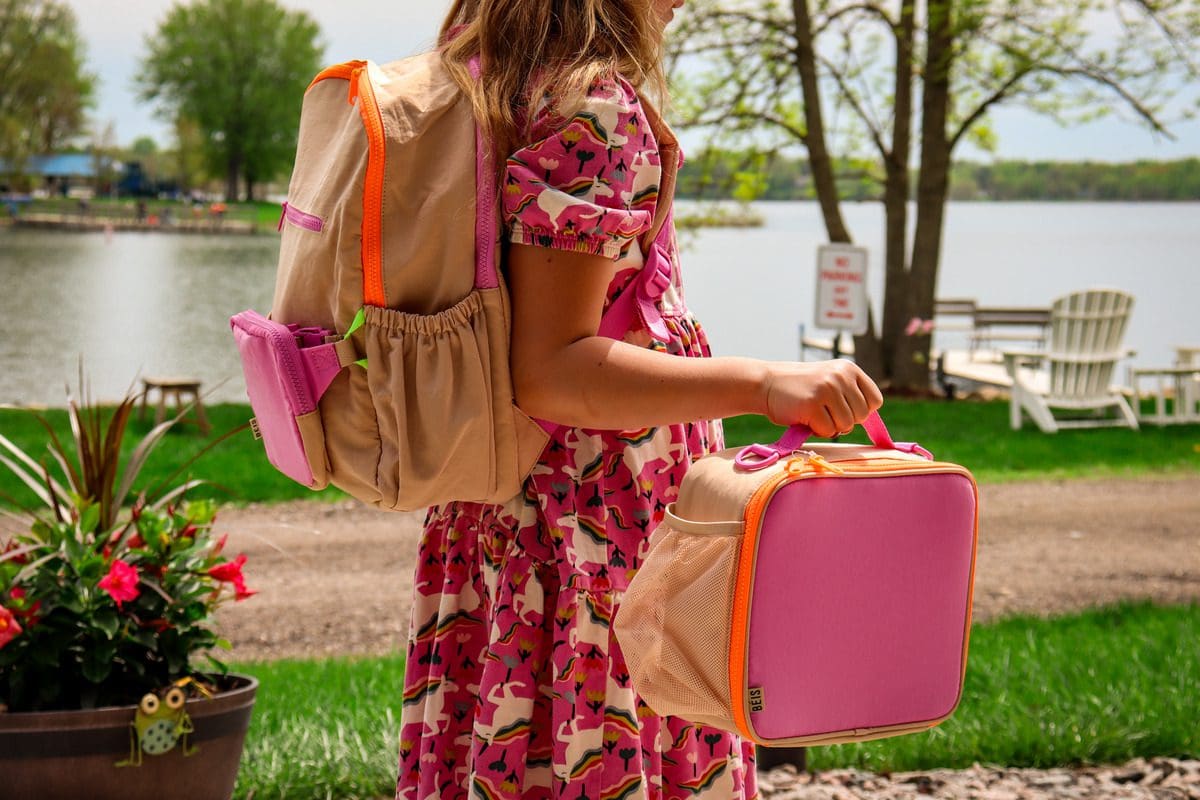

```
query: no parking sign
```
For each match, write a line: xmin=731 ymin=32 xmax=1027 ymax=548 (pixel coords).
xmin=814 ymin=244 xmax=869 ymax=335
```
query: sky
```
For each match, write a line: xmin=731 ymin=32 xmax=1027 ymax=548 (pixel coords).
xmin=70 ymin=0 xmax=1200 ymax=162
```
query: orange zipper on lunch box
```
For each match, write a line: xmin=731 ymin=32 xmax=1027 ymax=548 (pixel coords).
xmin=728 ymin=455 xmax=979 ymax=742
xmin=308 ymin=61 xmax=387 ymax=308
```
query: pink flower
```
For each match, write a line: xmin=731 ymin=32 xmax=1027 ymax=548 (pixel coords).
xmin=98 ymin=559 xmax=141 ymax=609
xmin=2 ymin=538 xmax=27 ymax=565
xmin=207 ymin=553 xmax=246 ymax=582
xmin=905 ymin=317 xmax=937 ymax=336
xmin=0 ymin=605 xmax=23 ymax=649
xmin=208 ymin=554 xmax=257 ymax=602
xmin=8 ymin=587 xmax=41 ymax=627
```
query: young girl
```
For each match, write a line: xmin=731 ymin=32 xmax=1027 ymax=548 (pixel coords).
xmin=398 ymin=2 xmax=883 ymax=798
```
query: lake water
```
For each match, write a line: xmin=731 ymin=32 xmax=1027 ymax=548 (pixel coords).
xmin=1 ymin=201 xmax=1197 ymax=407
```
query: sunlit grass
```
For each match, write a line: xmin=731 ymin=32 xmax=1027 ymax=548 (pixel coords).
xmin=807 ymin=602 xmax=1199 ymax=772
xmin=233 ymin=655 xmax=405 ymax=800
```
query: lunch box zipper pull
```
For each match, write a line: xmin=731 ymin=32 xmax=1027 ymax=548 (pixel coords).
xmin=785 ymin=452 xmax=846 ymax=475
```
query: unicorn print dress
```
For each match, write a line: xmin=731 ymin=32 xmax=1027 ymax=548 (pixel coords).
xmin=396 ymin=76 xmax=759 ymax=800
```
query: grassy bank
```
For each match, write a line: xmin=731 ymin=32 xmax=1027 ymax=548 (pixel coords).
xmin=229 ymin=602 xmax=1199 ymax=799
xmin=18 ymin=197 xmax=281 ymax=231
xmin=1 ymin=399 xmax=1197 ymax=510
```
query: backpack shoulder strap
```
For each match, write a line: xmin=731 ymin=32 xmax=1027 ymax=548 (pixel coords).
xmin=469 ymin=57 xmax=502 ymax=292
xmin=636 ymin=92 xmax=679 ymax=253
xmin=594 ymin=92 xmax=680 ymax=343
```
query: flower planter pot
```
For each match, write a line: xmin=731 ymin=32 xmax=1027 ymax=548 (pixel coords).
xmin=0 ymin=674 xmax=257 ymax=800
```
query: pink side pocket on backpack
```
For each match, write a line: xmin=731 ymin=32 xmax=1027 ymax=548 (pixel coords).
xmin=230 ymin=310 xmax=339 ymax=487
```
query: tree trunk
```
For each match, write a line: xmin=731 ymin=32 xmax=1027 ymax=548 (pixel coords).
xmin=225 ymin=156 xmax=240 ymax=204
xmin=791 ymin=0 xmax=850 ymax=245
xmin=875 ymin=0 xmax=917 ymax=387
xmin=794 ymin=0 xmax=865 ymax=387
xmin=895 ymin=0 xmax=955 ymax=391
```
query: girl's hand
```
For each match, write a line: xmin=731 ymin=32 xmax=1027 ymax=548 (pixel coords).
xmin=762 ymin=360 xmax=883 ymax=438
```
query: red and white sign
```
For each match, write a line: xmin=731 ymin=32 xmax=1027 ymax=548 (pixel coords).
xmin=814 ymin=244 xmax=869 ymax=335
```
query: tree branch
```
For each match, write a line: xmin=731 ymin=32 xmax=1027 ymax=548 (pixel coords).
xmin=1051 ymin=65 xmax=1173 ymax=135
xmin=727 ymin=109 xmax=808 ymax=143
xmin=949 ymin=69 xmax=1031 ymax=150
xmin=817 ymin=54 xmax=889 ymax=160
xmin=1124 ymin=0 xmax=1200 ymax=75
xmin=814 ymin=1 xmax=897 ymax=37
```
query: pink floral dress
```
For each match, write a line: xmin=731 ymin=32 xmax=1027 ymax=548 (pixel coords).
xmin=396 ymin=77 xmax=759 ymax=800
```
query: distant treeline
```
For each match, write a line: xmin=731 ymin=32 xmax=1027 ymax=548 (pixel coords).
xmin=676 ymin=151 xmax=1200 ymax=202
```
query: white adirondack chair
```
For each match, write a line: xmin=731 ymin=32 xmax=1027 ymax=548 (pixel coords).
xmin=1003 ymin=288 xmax=1139 ymax=433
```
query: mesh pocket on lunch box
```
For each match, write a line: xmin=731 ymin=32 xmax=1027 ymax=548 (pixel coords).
xmin=615 ymin=509 xmax=742 ymax=730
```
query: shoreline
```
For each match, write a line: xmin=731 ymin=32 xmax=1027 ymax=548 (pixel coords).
xmin=7 ymin=213 xmax=266 ymax=236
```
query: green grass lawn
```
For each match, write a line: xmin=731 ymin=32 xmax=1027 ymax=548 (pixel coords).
xmin=230 ymin=602 xmax=1199 ymax=799
xmin=2 ymin=399 xmax=1197 ymax=511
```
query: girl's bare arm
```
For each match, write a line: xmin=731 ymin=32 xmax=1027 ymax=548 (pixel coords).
xmin=508 ymin=244 xmax=882 ymax=437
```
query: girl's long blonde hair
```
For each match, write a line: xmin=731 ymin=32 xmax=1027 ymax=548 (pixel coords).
xmin=439 ymin=0 xmax=667 ymax=160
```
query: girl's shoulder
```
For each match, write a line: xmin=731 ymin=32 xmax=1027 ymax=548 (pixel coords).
xmin=527 ymin=74 xmax=651 ymax=146
xmin=504 ymin=74 xmax=662 ymax=261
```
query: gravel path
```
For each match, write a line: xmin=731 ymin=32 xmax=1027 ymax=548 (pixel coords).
xmin=211 ymin=476 xmax=1200 ymax=662
xmin=758 ymin=757 xmax=1200 ymax=799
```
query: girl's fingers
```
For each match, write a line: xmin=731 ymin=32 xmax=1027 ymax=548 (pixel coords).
xmin=824 ymin=391 xmax=855 ymax=434
xmin=857 ymin=371 xmax=884 ymax=412
xmin=845 ymin=383 xmax=870 ymax=423
xmin=815 ymin=407 xmax=839 ymax=438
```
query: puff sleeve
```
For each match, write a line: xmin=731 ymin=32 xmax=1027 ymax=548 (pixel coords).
xmin=502 ymin=77 xmax=661 ymax=260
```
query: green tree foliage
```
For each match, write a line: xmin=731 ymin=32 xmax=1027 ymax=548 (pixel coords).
xmin=137 ymin=0 xmax=323 ymax=201
xmin=671 ymin=0 xmax=1200 ymax=390
xmin=677 ymin=152 xmax=1200 ymax=201
xmin=0 ymin=0 xmax=95 ymax=168
xmin=130 ymin=136 xmax=159 ymax=157
xmin=952 ymin=159 xmax=1200 ymax=201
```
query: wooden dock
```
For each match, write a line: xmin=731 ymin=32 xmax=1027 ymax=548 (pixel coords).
xmin=801 ymin=334 xmax=1013 ymax=392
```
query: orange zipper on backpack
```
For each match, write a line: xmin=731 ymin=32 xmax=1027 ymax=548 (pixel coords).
xmin=307 ymin=61 xmax=387 ymax=308
xmin=728 ymin=455 xmax=978 ymax=742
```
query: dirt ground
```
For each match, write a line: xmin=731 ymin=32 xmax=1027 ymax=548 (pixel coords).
xmin=212 ymin=476 xmax=1200 ymax=662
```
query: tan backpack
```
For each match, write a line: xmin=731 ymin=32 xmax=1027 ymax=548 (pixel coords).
xmin=235 ymin=52 xmax=677 ymax=511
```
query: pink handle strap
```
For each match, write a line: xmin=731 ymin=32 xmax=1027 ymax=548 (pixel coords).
xmin=734 ymin=411 xmax=933 ymax=471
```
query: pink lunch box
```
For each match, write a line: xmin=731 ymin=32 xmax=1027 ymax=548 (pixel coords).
xmin=614 ymin=412 xmax=979 ymax=746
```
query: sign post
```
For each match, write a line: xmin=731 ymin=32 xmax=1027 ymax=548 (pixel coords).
xmin=814 ymin=244 xmax=869 ymax=357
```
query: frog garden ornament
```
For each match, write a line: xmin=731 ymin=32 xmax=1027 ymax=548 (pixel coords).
xmin=116 ymin=681 xmax=200 ymax=766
